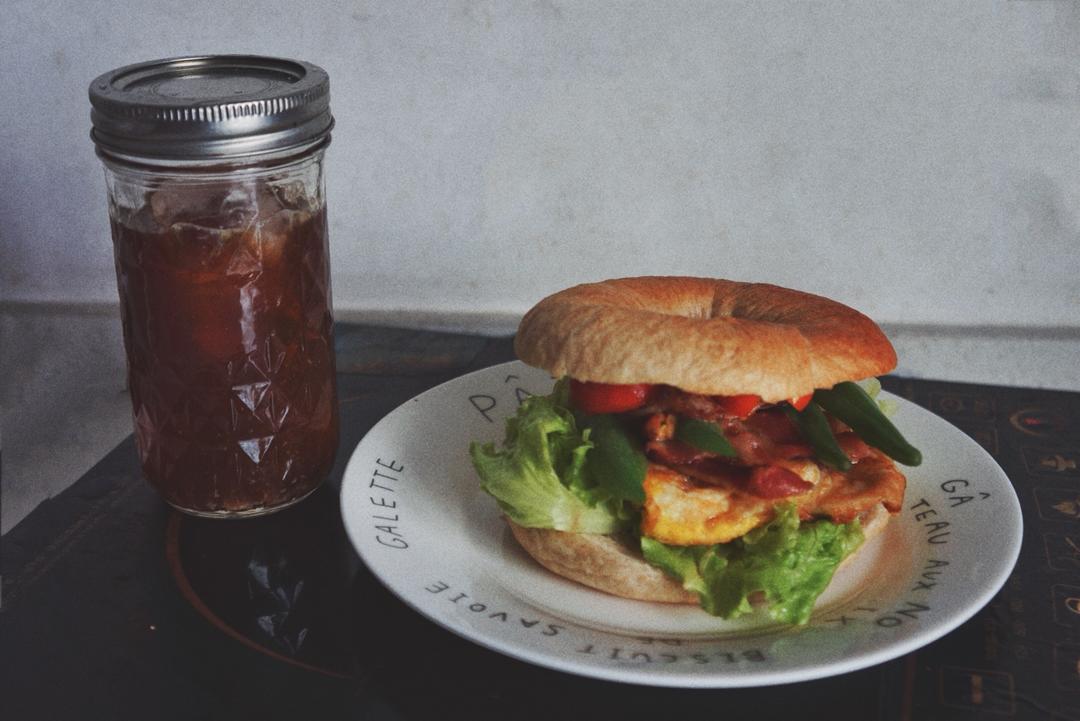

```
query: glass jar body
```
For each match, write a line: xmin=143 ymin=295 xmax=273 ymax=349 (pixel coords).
xmin=103 ymin=149 xmax=338 ymax=517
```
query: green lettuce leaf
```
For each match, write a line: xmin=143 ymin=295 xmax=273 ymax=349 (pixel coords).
xmin=641 ymin=504 xmax=864 ymax=624
xmin=469 ymin=383 xmax=621 ymax=533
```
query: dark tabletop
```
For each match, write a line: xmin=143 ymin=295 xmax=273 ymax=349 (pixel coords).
xmin=2 ymin=323 xmax=1079 ymax=720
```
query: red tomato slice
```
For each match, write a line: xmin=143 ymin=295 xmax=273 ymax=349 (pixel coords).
xmin=789 ymin=393 xmax=813 ymax=411
xmin=569 ymin=380 xmax=653 ymax=414
xmin=713 ymin=394 xmax=762 ymax=419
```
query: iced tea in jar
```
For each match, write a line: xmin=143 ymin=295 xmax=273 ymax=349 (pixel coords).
xmin=89 ymin=56 xmax=338 ymax=517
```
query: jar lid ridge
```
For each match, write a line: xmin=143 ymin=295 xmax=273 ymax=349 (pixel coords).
xmin=89 ymin=55 xmax=333 ymax=160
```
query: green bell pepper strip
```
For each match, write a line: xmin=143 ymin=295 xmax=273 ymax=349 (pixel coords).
xmin=674 ymin=418 xmax=738 ymax=457
xmin=813 ymin=382 xmax=923 ymax=466
xmin=583 ymin=414 xmax=647 ymax=503
xmin=783 ymin=403 xmax=852 ymax=471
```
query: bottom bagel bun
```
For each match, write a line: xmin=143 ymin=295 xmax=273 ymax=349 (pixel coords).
xmin=506 ymin=502 xmax=891 ymax=609
xmin=507 ymin=519 xmax=698 ymax=604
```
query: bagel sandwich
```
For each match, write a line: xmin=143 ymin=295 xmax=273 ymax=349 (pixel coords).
xmin=469 ymin=277 xmax=922 ymax=624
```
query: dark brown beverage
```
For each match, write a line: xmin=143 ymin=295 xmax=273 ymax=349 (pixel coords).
xmin=92 ymin=55 xmax=339 ymax=516
xmin=110 ymin=184 xmax=338 ymax=515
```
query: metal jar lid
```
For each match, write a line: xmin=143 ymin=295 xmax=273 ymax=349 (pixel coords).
xmin=89 ymin=55 xmax=333 ymax=161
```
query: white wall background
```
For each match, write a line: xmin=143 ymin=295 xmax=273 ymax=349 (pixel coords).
xmin=2 ymin=1 xmax=1079 ymax=328
xmin=2 ymin=1 xmax=1080 ymax=534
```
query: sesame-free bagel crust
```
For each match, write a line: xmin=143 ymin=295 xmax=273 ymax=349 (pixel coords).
xmin=507 ymin=520 xmax=697 ymax=604
xmin=514 ymin=277 xmax=897 ymax=402
xmin=507 ymin=504 xmax=890 ymax=606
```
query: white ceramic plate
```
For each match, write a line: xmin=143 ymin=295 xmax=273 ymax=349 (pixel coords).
xmin=340 ymin=361 xmax=1022 ymax=687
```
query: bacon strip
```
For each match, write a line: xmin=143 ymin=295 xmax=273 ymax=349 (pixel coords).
xmin=748 ymin=465 xmax=814 ymax=498
xmin=646 ymin=387 xmax=729 ymax=421
xmin=639 ymin=390 xmax=890 ymax=507
xmin=645 ymin=408 xmax=811 ymax=464
xmin=644 ymin=439 xmax=712 ymax=467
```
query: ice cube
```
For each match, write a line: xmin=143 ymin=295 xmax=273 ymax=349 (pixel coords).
xmin=252 ymin=209 xmax=309 ymax=265
xmin=166 ymin=222 xmax=237 ymax=276
xmin=146 ymin=179 xmax=307 ymax=275
xmin=223 ymin=182 xmax=291 ymax=228
xmin=150 ymin=183 xmax=224 ymax=226
xmin=224 ymin=223 xmax=274 ymax=280
xmin=269 ymin=180 xmax=312 ymax=212
xmin=219 ymin=186 xmax=260 ymax=229
xmin=115 ymin=202 xmax=160 ymax=234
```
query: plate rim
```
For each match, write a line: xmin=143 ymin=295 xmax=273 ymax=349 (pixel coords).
xmin=340 ymin=360 xmax=1024 ymax=688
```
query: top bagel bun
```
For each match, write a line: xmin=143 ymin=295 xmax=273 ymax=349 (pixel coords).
xmin=514 ymin=276 xmax=896 ymax=403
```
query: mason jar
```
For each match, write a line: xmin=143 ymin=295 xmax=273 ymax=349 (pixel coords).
xmin=89 ymin=56 xmax=339 ymax=517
